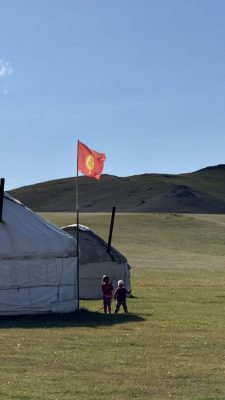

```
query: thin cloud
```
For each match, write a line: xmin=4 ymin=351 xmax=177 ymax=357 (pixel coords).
xmin=0 ymin=59 xmax=14 ymax=95
xmin=0 ymin=59 xmax=13 ymax=78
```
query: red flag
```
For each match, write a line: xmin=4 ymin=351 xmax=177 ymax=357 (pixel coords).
xmin=78 ymin=141 xmax=106 ymax=180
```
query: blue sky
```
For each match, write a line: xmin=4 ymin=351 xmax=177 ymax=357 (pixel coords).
xmin=0 ymin=0 xmax=224 ymax=190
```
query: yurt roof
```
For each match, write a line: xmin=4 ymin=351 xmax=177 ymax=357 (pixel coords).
xmin=62 ymin=224 xmax=128 ymax=265
xmin=0 ymin=194 xmax=76 ymax=258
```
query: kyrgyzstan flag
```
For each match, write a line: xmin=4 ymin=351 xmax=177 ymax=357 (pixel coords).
xmin=78 ymin=140 xmax=106 ymax=180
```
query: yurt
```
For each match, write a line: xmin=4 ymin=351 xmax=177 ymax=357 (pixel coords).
xmin=0 ymin=193 xmax=78 ymax=315
xmin=62 ymin=224 xmax=131 ymax=299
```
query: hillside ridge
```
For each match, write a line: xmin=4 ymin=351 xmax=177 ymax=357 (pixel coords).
xmin=8 ymin=164 xmax=225 ymax=213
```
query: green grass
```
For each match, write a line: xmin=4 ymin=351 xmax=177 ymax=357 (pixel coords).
xmin=1 ymin=213 xmax=225 ymax=399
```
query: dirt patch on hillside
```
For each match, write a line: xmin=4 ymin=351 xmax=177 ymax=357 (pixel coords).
xmin=167 ymin=185 xmax=196 ymax=198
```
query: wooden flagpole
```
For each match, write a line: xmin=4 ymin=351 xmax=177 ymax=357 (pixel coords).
xmin=76 ymin=141 xmax=80 ymax=310
xmin=107 ymin=206 xmax=116 ymax=254
xmin=0 ymin=178 xmax=5 ymax=222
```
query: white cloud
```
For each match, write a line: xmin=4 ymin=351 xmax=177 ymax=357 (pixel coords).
xmin=0 ymin=59 xmax=14 ymax=95
xmin=0 ymin=59 xmax=13 ymax=78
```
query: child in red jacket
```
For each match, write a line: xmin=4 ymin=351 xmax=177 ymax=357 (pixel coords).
xmin=101 ymin=275 xmax=113 ymax=314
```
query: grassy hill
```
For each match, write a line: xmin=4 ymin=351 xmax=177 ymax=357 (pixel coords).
xmin=8 ymin=164 xmax=225 ymax=213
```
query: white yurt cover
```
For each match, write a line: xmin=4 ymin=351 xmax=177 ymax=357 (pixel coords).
xmin=0 ymin=194 xmax=77 ymax=315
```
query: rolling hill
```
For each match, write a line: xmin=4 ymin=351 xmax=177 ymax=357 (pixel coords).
xmin=8 ymin=164 xmax=225 ymax=213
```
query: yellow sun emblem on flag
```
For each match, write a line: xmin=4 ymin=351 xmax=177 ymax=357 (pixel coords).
xmin=85 ymin=154 xmax=95 ymax=172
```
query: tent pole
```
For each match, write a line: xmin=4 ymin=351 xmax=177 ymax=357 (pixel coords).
xmin=0 ymin=178 xmax=5 ymax=222
xmin=76 ymin=142 xmax=80 ymax=310
xmin=107 ymin=206 xmax=116 ymax=254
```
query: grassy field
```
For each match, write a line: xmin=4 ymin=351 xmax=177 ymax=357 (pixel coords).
xmin=1 ymin=213 xmax=225 ymax=399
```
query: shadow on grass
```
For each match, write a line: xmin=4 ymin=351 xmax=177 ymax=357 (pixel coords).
xmin=0 ymin=308 xmax=145 ymax=329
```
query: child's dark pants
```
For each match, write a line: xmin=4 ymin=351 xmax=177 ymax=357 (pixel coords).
xmin=115 ymin=300 xmax=128 ymax=313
